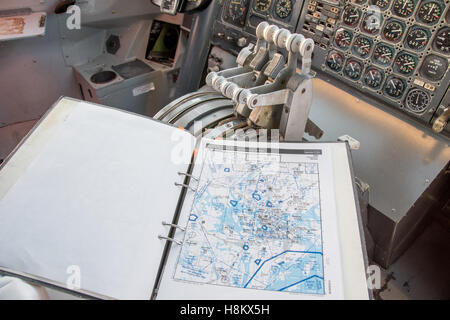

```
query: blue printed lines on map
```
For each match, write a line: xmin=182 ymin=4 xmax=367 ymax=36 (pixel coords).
xmin=277 ymin=275 xmax=324 ymax=292
xmin=243 ymin=250 xmax=323 ymax=288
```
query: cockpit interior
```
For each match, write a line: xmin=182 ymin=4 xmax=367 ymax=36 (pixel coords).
xmin=0 ymin=0 xmax=449 ymax=301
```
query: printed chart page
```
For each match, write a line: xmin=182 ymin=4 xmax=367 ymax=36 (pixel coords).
xmin=0 ymin=98 xmax=195 ymax=300
xmin=157 ymin=139 xmax=346 ymax=299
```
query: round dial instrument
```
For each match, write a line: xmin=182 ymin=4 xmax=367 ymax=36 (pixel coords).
xmin=254 ymin=0 xmax=272 ymax=12
xmin=362 ymin=13 xmax=382 ymax=35
xmin=419 ymin=54 xmax=448 ymax=81
xmin=342 ymin=6 xmax=361 ymax=27
xmin=417 ymin=1 xmax=443 ymax=25
xmin=392 ymin=0 xmax=415 ymax=18
xmin=275 ymin=0 xmax=293 ymax=19
xmin=382 ymin=20 xmax=405 ymax=42
xmin=224 ymin=0 xmax=249 ymax=26
xmin=344 ymin=59 xmax=363 ymax=80
xmin=405 ymin=27 xmax=430 ymax=50
xmin=363 ymin=67 xmax=384 ymax=89
xmin=370 ymin=0 xmax=391 ymax=9
xmin=352 ymin=36 xmax=372 ymax=58
xmin=395 ymin=52 xmax=418 ymax=74
xmin=405 ymin=89 xmax=430 ymax=113
xmin=373 ymin=44 xmax=395 ymax=65
xmin=433 ymin=27 xmax=450 ymax=54
xmin=334 ymin=29 xmax=353 ymax=50
xmin=326 ymin=50 xmax=344 ymax=71
xmin=384 ymin=76 xmax=406 ymax=98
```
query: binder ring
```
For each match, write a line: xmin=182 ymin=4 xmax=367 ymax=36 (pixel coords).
xmin=162 ymin=221 xmax=185 ymax=232
xmin=158 ymin=235 xmax=183 ymax=245
xmin=174 ymin=182 xmax=197 ymax=192
xmin=178 ymin=172 xmax=199 ymax=182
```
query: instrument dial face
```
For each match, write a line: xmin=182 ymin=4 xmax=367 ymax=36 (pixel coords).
xmin=373 ymin=43 xmax=395 ymax=65
xmin=417 ymin=1 xmax=443 ymax=25
xmin=254 ymin=0 xmax=272 ymax=12
xmin=382 ymin=20 xmax=405 ymax=42
xmin=326 ymin=50 xmax=345 ymax=71
xmin=352 ymin=36 xmax=372 ymax=58
xmin=275 ymin=0 xmax=293 ymax=19
xmin=395 ymin=52 xmax=418 ymax=74
xmin=433 ymin=27 xmax=450 ymax=54
xmin=334 ymin=29 xmax=353 ymax=50
xmin=419 ymin=54 xmax=448 ymax=81
xmin=405 ymin=89 xmax=430 ymax=113
xmin=405 ymin=27 xmax=430 ymax=50
xmin=362 ymin=13 xmax=382 ymax=35
xmin=342 ymin=6 xmax=361 ymax=27
xmin=363 ymin=67 xmax=384 ymax=89
xmin=392 ymin=0 xmax=415 ymax=18
xmin=384 ymin=76 xmax=406 ymax=98
xmin=224 ymin=0 xmax=249 ymax=26
xmin=370 ymin=0 xmax=391 ymax=10
xmin=344 ymin=59 xmax=363 ymax=80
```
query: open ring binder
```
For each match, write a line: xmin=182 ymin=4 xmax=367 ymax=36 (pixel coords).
xmin=177 ymin=172 xmax=199 ymax=182
xmin=174 ymin=182 xmax=197 ymax=192
xmin=158 ymin=235 xmax=183 ymax=245
xmin=162 ymin=221 xmax=185 ymax=232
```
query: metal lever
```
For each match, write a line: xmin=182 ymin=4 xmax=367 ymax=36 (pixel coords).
xmin=432 ymin=107 xmax=450 ymax=133
xmin=206 ymin=22 xmax=318 ymax=141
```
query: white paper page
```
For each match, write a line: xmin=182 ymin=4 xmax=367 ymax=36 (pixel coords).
xmin=157 ymin=139 xmax=346 ymax=299
xmin=0 ymin=98 xmax=195 ymax=300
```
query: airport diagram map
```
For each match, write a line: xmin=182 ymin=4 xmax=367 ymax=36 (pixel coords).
xmin=174 ymin=147 xmax=326 ymax=295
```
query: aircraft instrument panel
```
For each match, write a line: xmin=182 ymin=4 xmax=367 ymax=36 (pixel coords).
xmin=211 ymin=0 xmax=450 ymax=137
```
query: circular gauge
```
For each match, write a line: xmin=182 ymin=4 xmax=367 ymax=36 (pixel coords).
xmin=224 ymin=0 xmax=249 ymax=26
xmin=334 ymin=29 xmax=353 ymax=50
xmin=352 ymin=36 xmax=372 ymax=58
xmin=384 ymin=76 xmax=406 ymax=98
xmin=344 ymin=59 xmax=363 ymax=80
xmin=392 ymin=0 xmax=415 ymax=18
xmin=254 ymin=0 xmax=272 ymax=12
xmin=433 ymin=27 xmax=450 ymax=54
xmin=326 ymin=50 xmax=345 ymax=71
xmin=419 ymin=54 xmax=448 ymax=81
xmin=405 ymin=27 xmax=430 ymax=50
xmin=275 ymin=0 xmax=292 ymax=19
xmin=373 ymin=44 xmax=395 ymax=65
xmin=395 ymin=52 xmax=417 ymax=74
xmin=383 ymin=20 xmax=405 ymax=42
xmin=363 ymin=67 xmax=384 ymax=89
xmin=370 ymin=0 xmax=391 ymax=10
xmin=417 ymin=1 xmax=443 ymax=25
xmin=362 ymin=13 xmax=382 ymax=35
xmin=342 ymin=6 xmax=361 ymax=27
xmin=405 ymin=89 xmax=430 ymax=113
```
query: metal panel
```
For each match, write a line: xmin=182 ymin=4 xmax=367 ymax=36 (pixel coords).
xmin=309 ymin=77 xmax=450 ymax=220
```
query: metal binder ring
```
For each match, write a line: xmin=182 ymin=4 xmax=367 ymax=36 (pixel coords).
xmin=177 ymin=172 xmax=199 ymax=182
xmin=174 ymin=182 xmax=197 ymax=192
xmin=162 ymin=221 xmax=185 ymax=232
xmin=158 ymin=235 xmax=183 ymax=245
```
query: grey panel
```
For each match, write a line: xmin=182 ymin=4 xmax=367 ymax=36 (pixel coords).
xmin=309 ymin=77 xmax=450 ymax=219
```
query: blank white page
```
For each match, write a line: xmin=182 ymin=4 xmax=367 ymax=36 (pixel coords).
xmin=0 ymin=98 xmax=195 ymax=300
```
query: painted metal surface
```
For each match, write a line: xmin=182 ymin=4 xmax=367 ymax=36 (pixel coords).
xmin=309 ymin=77 xmax=450 ymax=219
